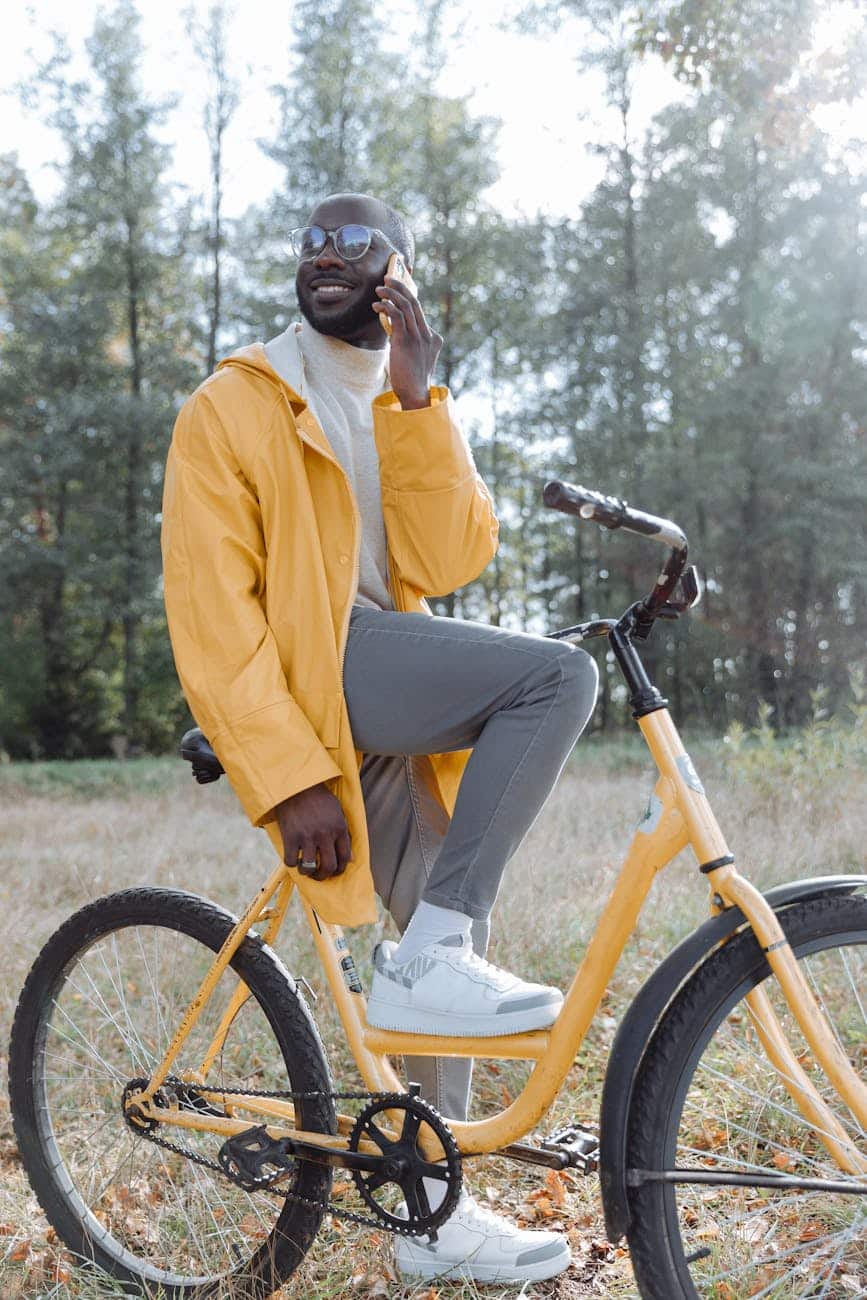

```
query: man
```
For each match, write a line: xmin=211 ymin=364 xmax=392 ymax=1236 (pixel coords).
xmin=161 ymin=192 xmax=597 ymax=1284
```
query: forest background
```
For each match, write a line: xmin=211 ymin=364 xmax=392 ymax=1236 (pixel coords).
xmin=1 ymin=0 xmax=865 ymax=761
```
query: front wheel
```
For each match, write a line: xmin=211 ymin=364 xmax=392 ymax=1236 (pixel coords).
xmin=625 ymin=892 xmax=867 ymax=1299
xmin=8 ymin=888 xmax=335 ymax=1299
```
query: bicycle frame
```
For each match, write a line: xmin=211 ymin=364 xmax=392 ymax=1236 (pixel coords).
xmin=130 ymin=701 xmax=867 ymax=1177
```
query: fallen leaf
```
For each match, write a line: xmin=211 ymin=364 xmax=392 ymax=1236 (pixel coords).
xmin=695 ymin=1125 xmax=728 ymax=1151
xmin=798 ymin=1221 xmax=823 ymax=1242
xmin=735 ymin=1215 xmax=768 ymax=1245
xmin=10 ymin=1239 xmax=31 ymax=1262
xmin=238 ymin=1214 xmax=267 ymax=1239
xmin=544 ymin=1168 xmax=567 ymax=1207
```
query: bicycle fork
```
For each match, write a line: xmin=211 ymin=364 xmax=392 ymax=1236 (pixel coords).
xmin=642 ymin=709 xmax=867 ymax=1177
xmin=713 ymin=869 xmax=867 ymax=1176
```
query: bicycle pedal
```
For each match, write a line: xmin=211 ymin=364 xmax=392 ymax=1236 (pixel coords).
xmin=540 ymin=1122 xmax=599 ymax=1175
xmin=218 ymin=1125 xmax=294 ymax=1190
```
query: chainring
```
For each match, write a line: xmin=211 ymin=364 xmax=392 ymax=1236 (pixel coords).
xmin=349 ymin=1091 xmax=462 ymax=1238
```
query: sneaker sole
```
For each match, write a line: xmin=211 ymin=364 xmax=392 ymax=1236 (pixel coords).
xmin=394 ymin=1242 xmax=571 ymax=1283
xmin=364 ymin=998 xmax=561 ymax=1037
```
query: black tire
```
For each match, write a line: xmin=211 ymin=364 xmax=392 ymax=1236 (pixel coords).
xmin=8 ymin=888 xmax=336 ymax=1299
xmin=625 ymin=892 xmax=867 ymax=1300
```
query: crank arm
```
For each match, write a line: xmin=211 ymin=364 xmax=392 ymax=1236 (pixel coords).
xmin=218 ymin=1123 xmax=408 ymax=1190
xmin=282 ymin=1137 xmax=402 ymax=1176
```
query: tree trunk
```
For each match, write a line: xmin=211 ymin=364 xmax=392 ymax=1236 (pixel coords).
xmin=206 ymin=111 xmax=224 ymax=376
xmin=122 ymin=140 xmax=143 ymax=748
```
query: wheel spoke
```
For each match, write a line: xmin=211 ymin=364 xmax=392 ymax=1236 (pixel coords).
xmin=624 ymin=897 xmax=867 ymax=1299
xmin=11 ymin=900 xmax=333 ymax=1293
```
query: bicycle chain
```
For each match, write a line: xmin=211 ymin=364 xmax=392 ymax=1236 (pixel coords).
xmin=135 ymin=1083 xmax=448 ymax=1238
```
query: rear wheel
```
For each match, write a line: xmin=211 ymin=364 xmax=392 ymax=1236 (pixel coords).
xmin=8 ymin=888 xmax=335 ymax=1299
xmin=625 ymin=892 xmax=867 ymax=1299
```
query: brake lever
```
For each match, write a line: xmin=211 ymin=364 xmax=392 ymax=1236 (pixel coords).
xmin=667 ymin=565 xmax=702 ymax=613
xmin=628 ymin=565 xmax=702 ymax=641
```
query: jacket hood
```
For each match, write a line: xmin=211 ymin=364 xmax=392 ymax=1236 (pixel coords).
xmin=218 ymin=342 xmax=286 ymax=385
xmin=217 ymin=341 xmax=307 ymax=408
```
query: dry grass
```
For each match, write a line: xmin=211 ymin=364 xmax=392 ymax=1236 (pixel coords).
xmin=1 ymin=739 xmax=864 ymax=1299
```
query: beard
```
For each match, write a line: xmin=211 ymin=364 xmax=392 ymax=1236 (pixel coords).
xmin=297 ymin=282 xmax=379 ymax=340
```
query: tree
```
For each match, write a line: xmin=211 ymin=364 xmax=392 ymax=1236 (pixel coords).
xmin=0 ymin=165 xmax=125 ymax=754
xmin=51 ymin=2 xmax=197 ymax=747
xmin=185 ymin=2 xmax=240 ymax=375
xmin=2 ymin=3 xmax=198 ymax=754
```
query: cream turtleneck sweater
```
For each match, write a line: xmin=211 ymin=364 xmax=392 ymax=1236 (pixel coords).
xmin=265 ymin=318 xmax=395 ymax=612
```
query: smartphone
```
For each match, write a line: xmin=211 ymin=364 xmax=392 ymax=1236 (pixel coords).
xmin=379 ymin=252 xmax=418 ymax=336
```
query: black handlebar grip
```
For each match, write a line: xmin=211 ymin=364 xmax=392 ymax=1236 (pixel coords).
xmin=542 ymin=481 xmax=626 ymax=529
xmin=543 ymin=480 xmax=687 ymax=552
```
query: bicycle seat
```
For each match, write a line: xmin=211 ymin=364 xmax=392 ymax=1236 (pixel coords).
xmin=180 ymin=727 xmax=225 ymax=784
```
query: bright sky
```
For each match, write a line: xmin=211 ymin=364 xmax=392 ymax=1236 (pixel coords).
xmin=3 ymin=1 xmax=861 ymax=227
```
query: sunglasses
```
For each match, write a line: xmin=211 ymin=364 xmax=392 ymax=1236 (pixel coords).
xmin=289 ymin=224 xmax=397 ymax=262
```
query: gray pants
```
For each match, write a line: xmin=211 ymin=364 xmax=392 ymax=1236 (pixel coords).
xmin=343 ymin=605 xmax=598 ymax=1121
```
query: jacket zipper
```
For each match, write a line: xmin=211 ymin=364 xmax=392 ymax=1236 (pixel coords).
xmin=338 ymin=484 xmax=362 ymax=685
xmin=289 ymin=411 xmax=361 ymax=688
xmin=387 ymin=542 xmax=404 ymax=614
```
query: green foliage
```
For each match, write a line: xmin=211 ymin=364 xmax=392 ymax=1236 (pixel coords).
xmin=0 ymin=755 xmax=181 ymax=799
xmin=723 ymin=670 xmax=867 ymax=794
xmin=634 ymin=0 xmax=817 ymax=103
xmin=0 ymin=3 xmax=198 ymax=757
xmin=0 ymin=0 xmax=865 ymax=756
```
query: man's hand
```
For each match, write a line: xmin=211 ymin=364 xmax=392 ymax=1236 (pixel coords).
xmin=272 ymin=783 xmax=353 ymax=881
xmin=373 ymin=274 xmax=443 ymax=410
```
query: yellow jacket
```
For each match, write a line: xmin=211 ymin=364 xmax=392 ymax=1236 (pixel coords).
xmin=161 ymin=337 xmax=499 ymax=924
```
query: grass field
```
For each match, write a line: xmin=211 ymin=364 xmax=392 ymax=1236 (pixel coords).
xmin=0 ymin=734 xmax=864 ymax=1299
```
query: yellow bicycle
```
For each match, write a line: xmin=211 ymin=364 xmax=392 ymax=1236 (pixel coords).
xmin=9 ymin=481 xmax=866 ymax=1299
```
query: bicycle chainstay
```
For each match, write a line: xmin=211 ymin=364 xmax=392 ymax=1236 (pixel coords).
xmin=129 ymin=1081 xmax=462 ymax=1238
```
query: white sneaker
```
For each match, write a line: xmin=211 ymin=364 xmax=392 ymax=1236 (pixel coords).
xmin=365 ymin=933 xmax=563 ymax=1036
xmin=393 ymin=1189 xmax=571 ymax=1283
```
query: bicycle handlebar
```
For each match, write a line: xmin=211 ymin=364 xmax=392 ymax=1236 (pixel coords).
xmin=542 ymin=481 xmax=687 ymax=553
xmin=542 ymin=479 xmax=700 ymax=629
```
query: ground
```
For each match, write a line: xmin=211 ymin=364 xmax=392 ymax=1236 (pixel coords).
xmin=0 ymin=733 xmax=863 ymax=1299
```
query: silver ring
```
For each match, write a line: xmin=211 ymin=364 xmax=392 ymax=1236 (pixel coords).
xmin=298 ymin=859 xmax=318 ymax=874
